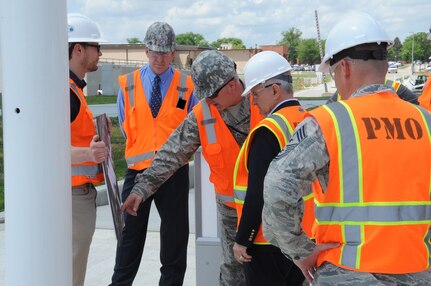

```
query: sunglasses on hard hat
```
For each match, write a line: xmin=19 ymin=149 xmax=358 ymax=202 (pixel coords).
xmin=81 ymin=43 xmax=101 ymax=52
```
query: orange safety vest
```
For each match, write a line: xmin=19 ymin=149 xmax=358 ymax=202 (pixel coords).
xmin=234 ymin=105 xmax=315 ymax=244
xmin=419 ymin=76 xmax=431 ymax=111
xmin=194 ymin=98 xmax=262 ymax=208
xmin=310 ymin=91 xmax=431 ymax=273
xmin=70 ymin=79 xmax=104 ymax=187
xmin=119 ymin=69 xmax=194 ymax=170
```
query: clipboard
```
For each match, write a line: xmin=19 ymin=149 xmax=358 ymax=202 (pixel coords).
xmin=95 ymin=113 xmax=124 ymax=241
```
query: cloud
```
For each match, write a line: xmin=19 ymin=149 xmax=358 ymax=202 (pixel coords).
xmin=67 ymin=0 xmax=431 ymax=47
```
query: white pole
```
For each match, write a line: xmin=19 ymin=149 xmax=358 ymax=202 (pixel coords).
xmin=0 ymin=0 xmax=72 ymax=285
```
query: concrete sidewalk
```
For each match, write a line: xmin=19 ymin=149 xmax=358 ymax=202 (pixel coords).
xmin=295 ymin=80 xmax=337 ymax=98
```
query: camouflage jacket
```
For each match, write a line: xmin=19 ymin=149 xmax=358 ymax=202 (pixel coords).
xmin=262 ymin=84 xmax=393 ymax=260
xmin=131 ymin=95 xmax=252 ymax=201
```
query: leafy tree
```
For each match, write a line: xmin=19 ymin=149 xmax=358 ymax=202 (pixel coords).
xmin=388 ymin=37 xmax=402 ymax=61
xmin=297 ymin=38 xmax=321 ymax=64
xmin=127 ymin=37 xmax=142 ymax=44
xmin=210 ymin=37 xmax=245 ymax=49
xmin=176 ymin=32 xmax=209 ymax=46
xmin=279 ymin=27 xmax=302 ymax=63
xmin=401 ymin=32 xmax=431 ymax=62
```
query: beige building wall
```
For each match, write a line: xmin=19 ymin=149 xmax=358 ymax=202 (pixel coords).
xmin=99 ymin=44 xmax=289 ymax=73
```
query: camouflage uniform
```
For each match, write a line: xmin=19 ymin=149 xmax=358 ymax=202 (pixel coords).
xmin=262 ymin=84 xmax=431 ymax=285
xmin=132 ymin=50 xmax=249 ymax=286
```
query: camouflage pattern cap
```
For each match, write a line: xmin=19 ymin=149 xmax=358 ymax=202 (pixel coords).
xmin=191 ymin=50 xmax=237 ymax=100
xmin=144 ymin=22 xmax=176 ymax=52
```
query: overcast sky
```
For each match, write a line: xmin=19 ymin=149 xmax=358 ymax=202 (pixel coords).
xmin=67 ymin=0 xmax=430 ymax=48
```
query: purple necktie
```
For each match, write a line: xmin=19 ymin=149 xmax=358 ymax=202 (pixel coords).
xmin=150 ymin=75 xmax=162 ymax=117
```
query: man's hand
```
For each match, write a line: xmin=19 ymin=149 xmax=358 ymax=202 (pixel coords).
xmin=233 ymin=242 xmax=252 ymax=264
xmin=89 ymin=135 xmax=108 ymax=163
xmin=294 ymin=242 xmax=339 ymax=283
xmin=121 ymin=193 xmax=143 ymax=216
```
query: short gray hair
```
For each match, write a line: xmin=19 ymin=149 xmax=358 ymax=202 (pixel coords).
xmin=264 ymin=72 xmax=294 ymax=95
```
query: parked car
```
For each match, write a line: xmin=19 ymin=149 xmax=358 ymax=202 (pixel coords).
xmin=404 ymin=74 xmax=429 ymax=95
xmin=388 ymin=64 xmax=398 ymax=73
xmin=292 ymin=64 xmax=304 ymax=71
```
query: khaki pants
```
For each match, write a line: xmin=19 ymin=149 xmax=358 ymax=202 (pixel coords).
xmin=72 ymin=184 xmax=97 ymax=286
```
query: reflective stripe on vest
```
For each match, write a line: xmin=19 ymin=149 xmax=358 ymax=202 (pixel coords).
xmin=385 ymin=79 xmax=401 ymax=92
xmin=266 ymin=112 xmax=294 ymax=144
xmin=72 ymin=164 xmax=103 ymax=177
xmin=125 ymin=151 xmax=155 ymax=167
xmin=318 ymin=101 xmax=431 ymax=269
xmin=216 ymin=193 xmax=235 ymax=204
xmin=70 ymin=83 xmax=85 ymax=104
xmin=201 ymin=101 xmax=217 ymax=144
xmin=123 ymin=70 xmax=189 ymax=168
xmin=126 ymin=72 xmax=135 ymax=107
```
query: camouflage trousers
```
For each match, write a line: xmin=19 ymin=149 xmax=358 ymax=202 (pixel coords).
xmin=216 ymin=201 xmax=246 ymax=286
xmin=313 ymin=262 xmax=431 ymax=286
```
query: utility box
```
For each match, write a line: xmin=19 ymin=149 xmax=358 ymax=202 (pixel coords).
xmin=194 ymin=149 xmax=222 ymax=286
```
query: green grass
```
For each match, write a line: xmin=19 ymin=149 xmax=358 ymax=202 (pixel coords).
xmin=86 ymin=95 xmax=117 ymax=105
xmin=109 ymin=117 xmax=127 ymax=180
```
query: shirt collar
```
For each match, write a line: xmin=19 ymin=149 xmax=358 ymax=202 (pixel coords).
xmin=350 ymin=84 xmax=393 ymax=99
xmin=69 ymin=70 xmax=87 ymax=89
xmin=148 ymin=66 xmax=173 ymax=85
xmin=268 ymin=98 xmax=299 ymax=115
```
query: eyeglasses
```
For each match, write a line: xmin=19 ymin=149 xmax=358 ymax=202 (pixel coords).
xmin=251 ymin=83 xmax=281 ymax=98
xmin=328 ymin=60 xmax=342 ymax=79
xmin=148 ymin=49 xmax=172 ymax=58
xmin=81 ymin=43 xmax=101 ymax=52
xmin=329 ymin=58 xmax=356 ymax=79
xmin=209 ymin=77 xmax=234 ymax=99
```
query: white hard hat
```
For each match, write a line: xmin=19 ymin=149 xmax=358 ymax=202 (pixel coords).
xmin=319 ymin=12 xmax=393 ymax=72
xmin=68 ymin=13 xmax=106 ymax=43
xmin=242 ymin=51 xmax=292 ymax=96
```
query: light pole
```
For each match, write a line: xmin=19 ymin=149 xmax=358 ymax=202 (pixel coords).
xmin=411 ymin=32 xmax=415 ymax=74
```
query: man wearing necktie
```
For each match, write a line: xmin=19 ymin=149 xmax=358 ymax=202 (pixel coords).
xmin=111 ymin=22 xmax=199 ymax=286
